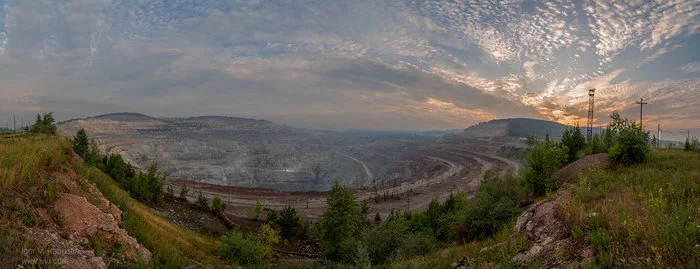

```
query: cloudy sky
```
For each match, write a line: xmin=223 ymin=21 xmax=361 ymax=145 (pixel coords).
xmin=0 ymin=0 xmax=699 ymax=132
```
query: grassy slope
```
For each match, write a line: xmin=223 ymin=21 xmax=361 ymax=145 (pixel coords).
xmin=392 ymin=149 xmax=700 ymax=268
xmin=0 ymin=135 xmax=222 ymax=267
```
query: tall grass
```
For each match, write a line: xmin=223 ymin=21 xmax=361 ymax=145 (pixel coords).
xmin=0 ymin=135 xmax=222 ymax=267
xmin=0 ymin=135 xmax=71 ymax=190
xmin=76 ymin=158 xmax=223 ymax=267
xmin=561 ymin=149 xmax=700 ymax=267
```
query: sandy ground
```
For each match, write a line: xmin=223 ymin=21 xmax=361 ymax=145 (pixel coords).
xmin=169 ymin=137 xmax=525 ymax=221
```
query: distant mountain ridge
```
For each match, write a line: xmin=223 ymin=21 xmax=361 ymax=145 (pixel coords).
xmin=457 ymin=118 xmax=572 ymax=139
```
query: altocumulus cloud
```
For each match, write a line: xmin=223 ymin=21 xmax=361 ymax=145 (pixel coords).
xmin=0 ymin=0 xmax=698 ymax=131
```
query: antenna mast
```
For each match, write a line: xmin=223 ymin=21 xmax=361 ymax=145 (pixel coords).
xmin=587 ymin=88 xmax=595 ymax=140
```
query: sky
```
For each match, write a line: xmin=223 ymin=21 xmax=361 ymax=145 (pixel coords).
xmin=0 ymin=0 xmax=699 ymax=134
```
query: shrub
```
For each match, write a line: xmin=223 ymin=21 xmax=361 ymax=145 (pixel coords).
xmin=29 ymin=113 xmax=56 ymax=135
xmin=219 ymin=230 xmax=272 ymax=265
xmin=178 ymin=184 xmax=189 ymax=201
xmin=374 ymin=212 xmax=381 ymax=222
xmin=316 ymin=181 xmax=368 ymax=261
xmin=196 ymin=191 xmax=209 ymax=211
xmin=249 ymin=200 xmax=263 ymax=220
xmin=561 ymin=124 xmax=586 ymax=163
xmin=278 ymin=205 xmax=301 ymax=237
xmin=211 ymin=196 xmax=225 ymax=212
xmin=131 ymin=164 xmax=165 ymax=203
xmin=165 ymin=185 xmax=175 ymax=200
xmin=266 ymin=209 xmax=278 ymax=225
xmin=607 ymin=112 xmax=650 ymax=165
xmin=684 ymin=137 xmax=699 ymax=151
xmin=523 ymin=138 xmax=568 ymax=196
xmin=456 ymin=172 xmax=529 ymax=241
xmin=585 ymin=134 xmax=608 ymax=155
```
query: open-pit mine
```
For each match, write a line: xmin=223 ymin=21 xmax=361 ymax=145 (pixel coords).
xmin=58 ymin=113 xmax=548 ymax=219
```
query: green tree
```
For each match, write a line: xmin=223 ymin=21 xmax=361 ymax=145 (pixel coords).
xmin=30 ymin=112 xmax=57 ymax=135
xmin=211 ymin=196 xmax=226 ymax=212
xmin=196 ymin=191 xmax=209 ymax=211
xmin=266 ymin=209 xmax=278 ymax=225
xmin=72 ymin=129 xmax=90 ymax=159
xmin=316 ymin=181 xmax=367 ymax=261
xmin=136 ymin=163 xmax=165 ymax=203
xmin=607 ymin=112 xmax=650 ymax=165
xmin=179 ymin=184 xmax=189 ymax=201
xmin=651 ymin=135 xmax=657 ymax=148
xmin=219 ymin=230 xmax=272 ymax=265
xmin=523 ymin=138 xmax=568 ymax=196
xmin=453 ymin=172 xmax=529 ymax=241
xmin=561 ymin=124 xmax=586 ymax=163
xmin=249 ymin=200 xmax=264 ymax=220
xmin=278 ymin=205 xmax=301 ymax=237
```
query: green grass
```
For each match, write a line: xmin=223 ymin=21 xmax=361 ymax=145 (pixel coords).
xmin=0 ymin=135 xmax=223 ymax=267
xmin=388 ymin=220 xmax=527 ymax=269
xmin=75 ymin=154 xmax=223 ymax=267
xmin=391 ymin=149 xmax=699 ymax=268
xmin=561 ymin=149 xmax=700 ymax=268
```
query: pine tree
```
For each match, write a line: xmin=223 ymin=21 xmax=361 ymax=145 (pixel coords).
xmin=72 ymin=129 xmax=90 ymax=158
xmin=561 ymin=124 xmax=586 ymax=163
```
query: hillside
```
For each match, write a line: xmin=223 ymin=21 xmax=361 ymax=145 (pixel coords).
xmin=394 ymin=149 xmax=700 ymax=268
xmin=455 ymin=118 xmax=572 ymax=139
xmin=0 ymin=135 xmax=222 ymax=267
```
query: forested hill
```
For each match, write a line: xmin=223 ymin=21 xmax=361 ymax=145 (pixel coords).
xmin=458 ymin=118 xmax=573 ymax=139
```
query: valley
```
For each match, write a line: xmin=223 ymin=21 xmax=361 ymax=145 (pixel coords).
xmin=57 ymin=113 xmax=533 ymax=220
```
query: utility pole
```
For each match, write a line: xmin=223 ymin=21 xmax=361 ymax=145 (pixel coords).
xmin=587 ymin=88 xmax=596 ymax=140
xmin=13 ymin=115 xmax=16 ymax=131
xmin=657 ymin=124 xmax=661 ymax=148
xmin=636 ymin=98 xmax=648 ymax=126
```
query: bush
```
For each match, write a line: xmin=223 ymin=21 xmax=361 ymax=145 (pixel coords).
xmin=178 ymin=184 xmax=189 ymax=201
xmin=278 ymin=205 xmax=301 ymax=237
xmin=585 ymin=134 xmax=608 ymax=155
xmin=249 ymin=200 xmax=263 ymax=220
xmin=219 ymin=230 xmax=272 ymax=265
xmin=196 ymin=191 xmax=209 ymax=211
xmin=316 ymin=181 xmax=368 ymax=261
xmin=29 ymin=113 xmax=56 ymax=135
xmin=453 ymin=172 xmax=530 ymax=241
xmin=684 ymin=137 xmax=699 ymax=151
xmin=607 ymin=112 xmax=650 ymax=165
xmin=523 ymin=137 xmax=568 ymax=196
xmin=561 ymin=125 xmax=586 ymax=163
xmin=266 ymin=209 xmax=278 ymax=225
xmin=131 ymin=164 xmax=165 ymax=203
xmin=211 ymin=196 xmax=225 ymax=212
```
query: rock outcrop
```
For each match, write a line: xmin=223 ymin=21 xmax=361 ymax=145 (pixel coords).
xmin=54 ymin=193 xmax=152 ymax=263
xmin=511 ymin=154 xmax=610 ymax=267
xmin=511 ymin=190 xmax=591 ymax=267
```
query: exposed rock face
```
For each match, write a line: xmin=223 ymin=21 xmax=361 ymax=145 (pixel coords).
xmin=54 ymin=193 xmax=152 ymax=263
xmin=511 ymin=153 xmax=609 ymax=267
xmin=26 ymin=228 xmax=108 ymax=269
xmin=57 ymin=113 xmax=430 ymax=191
